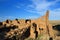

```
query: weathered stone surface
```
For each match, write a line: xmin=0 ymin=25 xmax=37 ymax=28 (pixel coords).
xmin=0 ymin=11 xmax=60 ymax=40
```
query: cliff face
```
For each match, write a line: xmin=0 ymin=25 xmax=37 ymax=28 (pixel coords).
xmin=0 ymin=11 xmax=60 ymax=40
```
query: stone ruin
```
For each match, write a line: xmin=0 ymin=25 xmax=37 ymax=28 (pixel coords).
xmin=0 ymin=10 xmax=60 ymax=40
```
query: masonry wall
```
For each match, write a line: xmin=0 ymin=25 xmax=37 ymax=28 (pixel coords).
xmin=0 ymin=11 xmax=55 ymax=40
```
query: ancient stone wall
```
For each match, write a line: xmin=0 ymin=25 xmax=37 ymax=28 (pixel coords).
xmin=0 ymin=10 xmax=55 ymax=40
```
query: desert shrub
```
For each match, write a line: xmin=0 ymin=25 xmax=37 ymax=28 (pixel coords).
xmin=25 ymin=34 xmax=43 ymax=40
xmin=25 ymin=38 xmax=34 ymax=40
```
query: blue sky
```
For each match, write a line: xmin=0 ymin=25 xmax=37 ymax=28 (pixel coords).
xmin=0 ymin=0 xmax=60 ymax=21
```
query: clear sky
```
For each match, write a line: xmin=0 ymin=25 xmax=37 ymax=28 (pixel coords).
xmin=0 ymin=0 xmax=60 ymax=21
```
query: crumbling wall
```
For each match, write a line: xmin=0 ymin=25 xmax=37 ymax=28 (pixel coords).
xmin=0 ymin=10 xmax=55 ymax=40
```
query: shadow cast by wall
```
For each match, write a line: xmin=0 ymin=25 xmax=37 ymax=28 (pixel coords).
xmin=0 ymin=24 xmax=18 ymax=40
xmin=52 ymin=24 xmax=60 ymax=36
xmin=20 ymin=27 xmax=30 ymax=40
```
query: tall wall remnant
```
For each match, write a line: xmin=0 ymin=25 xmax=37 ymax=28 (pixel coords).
xmin=30 ymin=10 xmax=54 ymax=39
